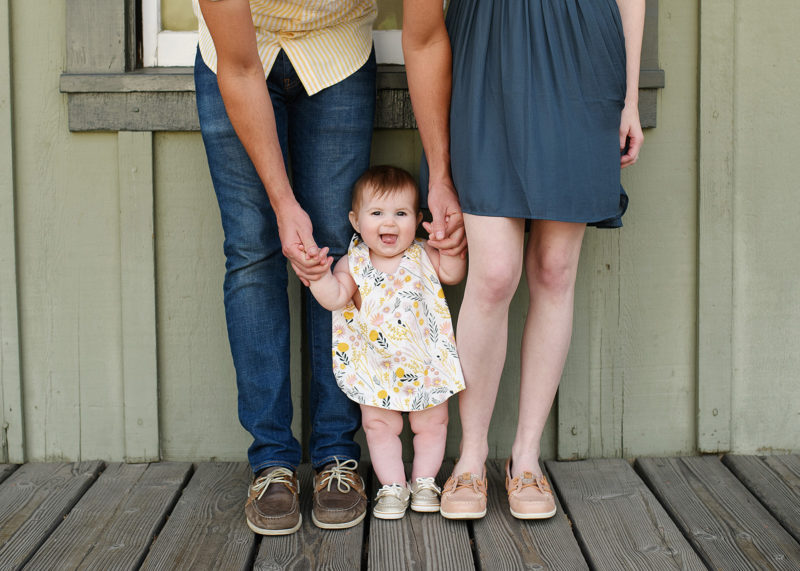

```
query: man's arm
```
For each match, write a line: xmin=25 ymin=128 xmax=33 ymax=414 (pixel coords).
xmin=198 ymin=0 xmax=330 ymax=283
xmin=403 ymin=0 xmax=466 ymax=256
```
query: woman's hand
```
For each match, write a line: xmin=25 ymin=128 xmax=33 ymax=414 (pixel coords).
xmin=619 ymin=102 xmax=644 ymax=168
xmin=423 ymin=178 xmax=467 ymax=257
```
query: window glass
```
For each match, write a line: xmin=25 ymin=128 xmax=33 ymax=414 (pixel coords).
xmin=162 ymin=0 xmax=197 ymax=32
xmin=146 ymin=0 xmax=408 ymax=66
xmin=160 ymin=0 xmax=403 ymax=32
xmin=376 ymin=0 xmax=402 ymax=30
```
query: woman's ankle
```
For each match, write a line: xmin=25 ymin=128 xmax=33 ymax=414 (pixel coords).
xmin=509 ymin=448 xmax=542 ymax=478
xmin=452 ymin=451 xmax=488 ymax=477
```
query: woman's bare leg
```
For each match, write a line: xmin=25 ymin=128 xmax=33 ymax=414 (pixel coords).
xmin=510 ymin=220 xmax=586 ymax=477
xmin=409 ymin=403 xmax=449 ymax=480
xmin=452 ymin=214 xmax=526 ymax=477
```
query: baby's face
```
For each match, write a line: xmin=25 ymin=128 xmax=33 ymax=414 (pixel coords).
xmin=349 ymin=186 xmax=422 ymax=262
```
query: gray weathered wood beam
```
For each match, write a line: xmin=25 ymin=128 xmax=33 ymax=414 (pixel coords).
xmin=0 ymin=0 xmax=24 ymax=464
xmin=697 ymin=0 xmax=735 ymax=453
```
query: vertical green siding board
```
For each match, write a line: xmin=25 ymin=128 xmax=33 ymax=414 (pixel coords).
xmin=65 ymin=0 xmax=126 ymax=73
xmin=729 ymin=4 xmax=800 ymax=454
xmin=119 ymin=131 xmax=160 ymax=462
xmin=641 ymin=0 xmax=659 ymax=70
xmin=559 ymin=233 xmax=623 ymax=460
xmin=0 ymin=0 xmax=23 ymax=463
xmin=559 ymin=253 xmax=592 ymax=460
xmin=697 ymin=0 xmax=735 ymax=452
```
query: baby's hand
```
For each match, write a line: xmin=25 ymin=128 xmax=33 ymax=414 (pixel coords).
xmin=295 ymin=245 xmax=332 ymax=284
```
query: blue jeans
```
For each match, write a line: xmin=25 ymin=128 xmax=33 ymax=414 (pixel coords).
xmin=194 ymin=48 xmax=376 ymax=473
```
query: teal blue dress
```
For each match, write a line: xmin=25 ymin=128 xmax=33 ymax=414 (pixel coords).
xmin=425 ymin=0 xmax=629 ymax=228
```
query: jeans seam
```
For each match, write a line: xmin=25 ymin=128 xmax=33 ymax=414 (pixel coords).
xmin=313 ymin=454 xmax=357 ymax=471
xmin=252 ymin=460 xmax=297 ymax=475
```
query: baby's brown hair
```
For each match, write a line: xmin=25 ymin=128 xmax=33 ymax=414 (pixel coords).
xmin=351 ymin=165 xmax=420 ymax=213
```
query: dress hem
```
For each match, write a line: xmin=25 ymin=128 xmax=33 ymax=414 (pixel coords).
xmin=458 ymin=208 xmax=625 ymax=229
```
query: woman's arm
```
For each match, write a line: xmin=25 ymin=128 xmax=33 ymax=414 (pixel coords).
xmin=402 ymin=0 xmax=466 ymax=256
xmin=198 ymin=0 xmax=330 ymax=282
xmin=616 ymin=0 xmax=646 ymax=168
xmin=308 ymin=257 xmax=359 ymax=311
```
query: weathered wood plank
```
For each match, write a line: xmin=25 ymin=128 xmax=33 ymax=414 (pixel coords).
xmin=368 ymin=461 xmax=473 ymax=570
xmin=697 ymin=0 xmax=735 ymax=453
xmin=119 ymin=131 xmax=160 ymax=462
xmin=547 ymin=459 xmax=704 ymax=570
xmin=636 ymin=456 xmax=800 ymax=570
xmin=0 ymin=461 xmax=104 ymax=569
xmin=254 ymin=463 xmax=367 ymax=570
xmin=472 ymin=459 xmax=587 ymax=570
xmin=66 ymin=92 xmax=200 ymax=132
xmin=23 ymin=462 xmax=191 ymax=570
xmin=65 ymin=0 xmax=126 ymax=73
xmin=63 ymin=77 xmax=660 ymax=132
xmin=722 ymin=454 xmax=800 ymax=542
xmin=0 ymin=0 xmax=24 ymax=465
xmin=140 ymin=462 xmax=255 ymax=570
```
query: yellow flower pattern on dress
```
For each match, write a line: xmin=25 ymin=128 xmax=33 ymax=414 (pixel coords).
xmin=331 ymin=235 xmax=466 ymax=411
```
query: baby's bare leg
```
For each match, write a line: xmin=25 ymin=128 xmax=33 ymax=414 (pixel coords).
xmin=361 ymin=405 xmax=406 ymax=485
xmin=409 ymin=403 xmax=449 ymax=480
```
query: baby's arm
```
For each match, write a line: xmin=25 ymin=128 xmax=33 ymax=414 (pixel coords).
xmin=423 ymin=240 xmax=467 ymax=285
xmin=308 ymin=256 xmax=358 ymax=311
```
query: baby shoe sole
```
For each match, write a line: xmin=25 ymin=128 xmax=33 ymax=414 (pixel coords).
xmin=410 ymin=504 xmax=440 ymax=513
xmin=373 ymin=508 xmax=407 ymax=520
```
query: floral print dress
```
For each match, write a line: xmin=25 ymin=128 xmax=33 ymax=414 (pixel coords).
xmin=331 ymin=235 xmax=466 ymax=411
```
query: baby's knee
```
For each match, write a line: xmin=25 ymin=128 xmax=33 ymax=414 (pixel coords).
xmin=362 ymin=409 xmax=403 ymax=437
xmin=410 ymin=405 xmax=449 ymax=437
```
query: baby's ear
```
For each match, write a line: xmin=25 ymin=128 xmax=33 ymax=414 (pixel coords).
xmin=349 ymin=211 xmax=359 ymax=232
xmin=416 ymin=211 xmax=424 ymax=225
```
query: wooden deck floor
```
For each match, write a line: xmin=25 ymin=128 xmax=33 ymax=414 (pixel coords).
xmin=0 ymin=455 xmax=798 ymax=570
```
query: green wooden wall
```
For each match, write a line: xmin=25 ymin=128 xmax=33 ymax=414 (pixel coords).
xmin=1 ymin=0 xmax=798 ymax=464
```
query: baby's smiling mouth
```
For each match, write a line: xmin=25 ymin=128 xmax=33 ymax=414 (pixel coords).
xmin=380 ymin=234 xmax=398 ymax=245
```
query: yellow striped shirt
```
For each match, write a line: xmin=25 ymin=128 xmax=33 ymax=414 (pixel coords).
xmin=193 ymin=0 xmax=377 ymax=96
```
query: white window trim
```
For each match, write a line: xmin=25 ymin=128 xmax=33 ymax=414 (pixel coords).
xmin=142 ymin=1 xmax=404 ymax=67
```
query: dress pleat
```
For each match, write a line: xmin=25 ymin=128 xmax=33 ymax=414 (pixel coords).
xmin=423 ymin=0 xmax=629 ymax=227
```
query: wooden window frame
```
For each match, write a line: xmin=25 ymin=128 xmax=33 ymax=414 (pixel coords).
xmin=61 ymin=0 xmax=664 ymax=131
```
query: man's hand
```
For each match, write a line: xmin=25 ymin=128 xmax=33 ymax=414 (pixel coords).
xmin=275 ymin=200 xmax=332 ymax=286
xmin=423 ymin=178 xmax=467 ymax=257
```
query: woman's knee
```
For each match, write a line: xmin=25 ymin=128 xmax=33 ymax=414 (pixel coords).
xmin=528 ymin=248 xmax=579 ymax=294
xmin=468 ymin=257 xmax=522 ymax=305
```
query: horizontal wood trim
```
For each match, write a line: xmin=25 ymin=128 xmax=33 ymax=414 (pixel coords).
xmin=62 ymin=71 xmax=663 ymax=132
xmin=60 ymin=67 xmax=668 ymax=95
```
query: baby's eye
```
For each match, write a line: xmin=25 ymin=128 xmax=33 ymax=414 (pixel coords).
xmin=370 ymin=210 xmax=382 ymax=216
xmin=396 ymin=211 xmax=407 ymax=216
